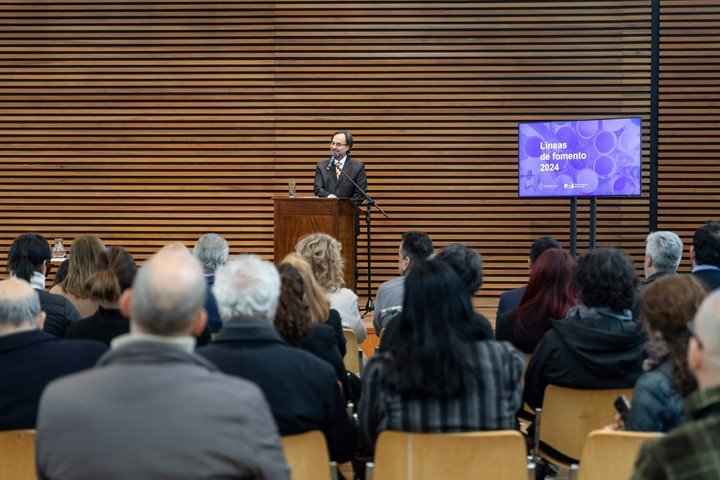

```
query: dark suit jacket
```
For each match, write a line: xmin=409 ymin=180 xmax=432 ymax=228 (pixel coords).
xmin=301 ymin=323 xmax=349 ymax=398
xmin=693 ymin=268 xmax=720 ymax=291
xmin=37 ymin=288 xmax=82 ymax=338
xmin=314 ymin=155 xmax=367 ymax=205
xmin=0 ymin=330 xmax=107 ymax=430
xmin=198 ymin=321 xmax=358 ymax=462
xmin=495 ymin=286 xmax=526 ymax=325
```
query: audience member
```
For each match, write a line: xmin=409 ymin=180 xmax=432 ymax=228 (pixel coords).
xmin=524 ymin=247 xmax=646 ymax=410
xmin=275 ymin=262 xmax=348 ymax=396
xmin=0 ymin=278 xmax=106 ymax=431
xmin=49 ymin=234 xmax=105 ymax=317
xmin=198 ymin=255 xmax=358 ymax=463
xmin=373 ymin=231 xmax=433 ymax=333
xmin=631 ymin=290 xmax=720 ymax=479
xmin=622 ymin=275 xmax=706 ymax=432
xmin=296 ymin=232 xmax=367 ymax=343
xmin=691 ymin=221 xmax=720 ymax=291
xmin=641 ymin=230 xmax=683 ymax=289
xmin=193 ymin=233 xmax=228 ymax=333
xmin=359 ymin=259 xmax=523 ymax=447
xmin=36 ymin=248 xmax=289 ymax=480
xmin=283 ymin=253 xmax=346 ymax=358
xmin=64 ymin=246 xmax=137 ymax=345
xmin=7 ymin=232 xmax=81 ymax=337
xmin=435 ymin=243 xmax=494 ymax=338
xmin=496 ymin=236 xmax=562 ymax=325
xmin=496 ymin=249 xmax=576 ymax=353
xmin=53 ymin=258 xmax=69 ymax=286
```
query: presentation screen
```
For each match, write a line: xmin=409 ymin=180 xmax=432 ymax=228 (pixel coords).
xmin=518 ymin=117 xmax=642 ymax=198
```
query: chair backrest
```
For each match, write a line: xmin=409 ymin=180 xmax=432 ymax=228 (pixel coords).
xmin=342 ymin=327 xmax=361 ymax=375
xmin=577 ymin=429 xmax=663 ymax=480
xmin=539 ymin=385 xmax=634 ymax=466
xmin=372 ymin=430 xmax=528 ymax=480
xmin=0 ymin=429 xmax=36 ymax=480
xmin=281 ymin=430 xmax=332 ymax=480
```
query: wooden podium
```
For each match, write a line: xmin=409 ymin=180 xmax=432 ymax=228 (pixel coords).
xmin=273 ymin=197 xmax=361 ymax=291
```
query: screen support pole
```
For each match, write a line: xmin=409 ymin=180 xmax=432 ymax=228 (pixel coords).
xmin=589 ymin=197 xmax=597 ymax=249
xmin=570 ymin=197 xmax=578 ymax=258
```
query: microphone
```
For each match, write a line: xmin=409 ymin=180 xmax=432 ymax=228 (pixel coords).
xmin=326 ymin=153 xmax=337 ymax=170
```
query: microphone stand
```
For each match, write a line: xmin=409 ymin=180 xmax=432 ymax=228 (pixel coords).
xmin=333 ymin=160 xmax=390 ymax=314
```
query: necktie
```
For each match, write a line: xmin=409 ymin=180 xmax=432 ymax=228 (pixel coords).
xmin=336 ymin=164 xmax=342 ymax=180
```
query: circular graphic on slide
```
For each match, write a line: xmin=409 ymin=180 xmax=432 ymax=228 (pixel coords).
xmin=612 ymin=175 xmax=637 ymax=195
xmin=594 ymin=130 xmax=617 ymax=155
xmin=602 ymin=118 xmax=629 ymax=132
xmin=556 ymin=125 xmax=579 ymax=151
xmin=576 ymin=168 xmax=599 ymax=194
xmin=619 ymin=128 xmax=641 ymax=152
xmin=594 ymin=155 xmax=616 ymax=179
xmin=524 ymin=136 xmax=543 ymax=158
xmin=576 ymin=120 xmax=599 ymax=139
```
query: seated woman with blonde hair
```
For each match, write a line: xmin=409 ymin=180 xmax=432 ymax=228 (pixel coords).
xmin=49 ymin=234 xmax=106 ymax=318
xmin=295 ymin=233 xmax=366 ymax=343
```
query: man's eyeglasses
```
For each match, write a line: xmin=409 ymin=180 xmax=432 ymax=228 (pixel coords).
xmin=688 ymin=320 xmax=704 ymax=350
xmin=330 ymin=142 xmax=347 ymax=147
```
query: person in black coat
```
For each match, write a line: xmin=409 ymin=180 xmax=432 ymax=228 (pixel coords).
xmin=0 ymin=278 xmax=107 ymax=430
xmin=7 ymin=232 xmax=82 ymax=337
xmin=198 ymin=255 xmax=357 ymax=463
xmin=691 ymin=222 xmax=720 ymax=291
xmin=524 ymin=248 xmax=647 ymax=410
xmin=314 ymin=130 xmax=367 ymax=205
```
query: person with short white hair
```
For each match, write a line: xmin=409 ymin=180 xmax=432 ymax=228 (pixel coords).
xmin=193 ymin=233 xmax=229 ymax=332
xmin=0 ymin=278 xmax=106 ymax=430
xmin=36 ymin=248 xmax=289 ymax=480
xmin=631 ymin=290 xmax=720 ymax=479
xmin=199 ymin=254 xmax=358 ymax=464
xmin=641 ymin=230 xmax=683 ymax=289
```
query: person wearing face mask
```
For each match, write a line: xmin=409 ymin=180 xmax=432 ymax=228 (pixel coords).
xmin=314 ymin=130 xmax=367 ymax=206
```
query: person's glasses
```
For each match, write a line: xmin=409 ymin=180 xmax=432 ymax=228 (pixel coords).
xmin=330 ymin=142 xmax=347 ymax=147
xmin=688 ymin=320 xmax=704 ymax=350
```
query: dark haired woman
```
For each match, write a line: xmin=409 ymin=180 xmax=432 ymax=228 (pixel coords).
xmin=524 ymin=248 xmax=647 ymax=410
xmin=275 ymin=263 xmax=348 ymax=397
xmin=65 ymin=246 xmax=137 ymax=345
xmin=623 ymin=275 xmax=706 ymax=432
xmin=359 ymin=259 xmax=523 ymax=446
xmin=7 ymin=232 xmax=81 ymax=337
xmin=496 ymin=249 xmax=576 ymax=353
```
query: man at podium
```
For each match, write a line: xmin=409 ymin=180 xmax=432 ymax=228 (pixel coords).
xmin=314 ymin=130 xmax=367 ymax=205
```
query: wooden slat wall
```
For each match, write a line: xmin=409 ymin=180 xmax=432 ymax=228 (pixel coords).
xmin=658 ymin=0 xmax=720 ymax=273
xmin=0 ymin=1 xmax=664 ymax=323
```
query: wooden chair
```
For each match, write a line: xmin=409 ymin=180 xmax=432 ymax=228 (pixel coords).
xmin=367 ymin=430 xmax=534 ymax=480
xmin=0 ymin=429 xmax=36 ymax=480
xmin=342 ymin=327 xmax=363 ymax=376
xmin=281 ymin=430 xmax=336 ymax=480
xmin=571 ymin=429 xmax=663 ymax=480
xmin=534 ymin=385 xmax=634 ymax=467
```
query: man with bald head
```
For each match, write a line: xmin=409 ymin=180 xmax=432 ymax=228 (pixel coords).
xmin=631 ymin=290 xmax=720 ymax=479
xmin=0 ymin=278 xmax=106 ymax=430
xmin=36 ymin=248 xmax=290 ymax=480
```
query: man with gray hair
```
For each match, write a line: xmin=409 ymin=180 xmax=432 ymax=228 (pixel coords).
xmin=631 ymin=290 xmax=720 ymax=479
xmin=193 ymin=232 xmax=229 ymax=333
xmin=36 ymin=248 xmax=289 ymax=480
xmin=641 ymin=230 xmax=683 ymax=289
xmin=0 ymin=278 xmax=105 ymax=430
xmin=199 ymin=255 xmax=358 ymax=464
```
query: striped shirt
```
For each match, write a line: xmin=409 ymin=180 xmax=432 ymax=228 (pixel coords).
xmin=359 ymin=340 xmax=524 ymax=446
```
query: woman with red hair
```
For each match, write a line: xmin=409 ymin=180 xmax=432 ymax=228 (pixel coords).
xmin=496 ymin=248 xmax=576 ymax=353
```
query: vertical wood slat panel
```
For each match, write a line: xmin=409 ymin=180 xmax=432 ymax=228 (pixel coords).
xmin=658 ymin=0 xmax=720 ymax=270
xmin=0 ymin=1 xmax=655 ymax=323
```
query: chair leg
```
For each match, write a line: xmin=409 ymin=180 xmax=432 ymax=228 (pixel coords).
xmin=568 ymin=463 xmax=579 ymax=480
xmin=533 ymin=407 xmax=542 ymax=463
xmin=358 ymin=349 xmax=364 ymax=376
xmin=330 ymin=461 xmax=338 ymax=480
xmin=527 ymin=455 xmax=537 ymax=480
xmin=365 ymin=461 xmax=374 ymax=480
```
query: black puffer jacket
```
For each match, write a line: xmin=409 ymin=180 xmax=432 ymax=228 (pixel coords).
xmin=37 ymin=289 xmax=82 ymax=337
xmin=523 ymin=305 xmax=647 ymax=409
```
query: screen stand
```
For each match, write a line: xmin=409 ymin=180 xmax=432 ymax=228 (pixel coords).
xmin=589 ymin=197 xmax=597 ymax=249
xmin=569 ymin=198 xmax=578 ymax=258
